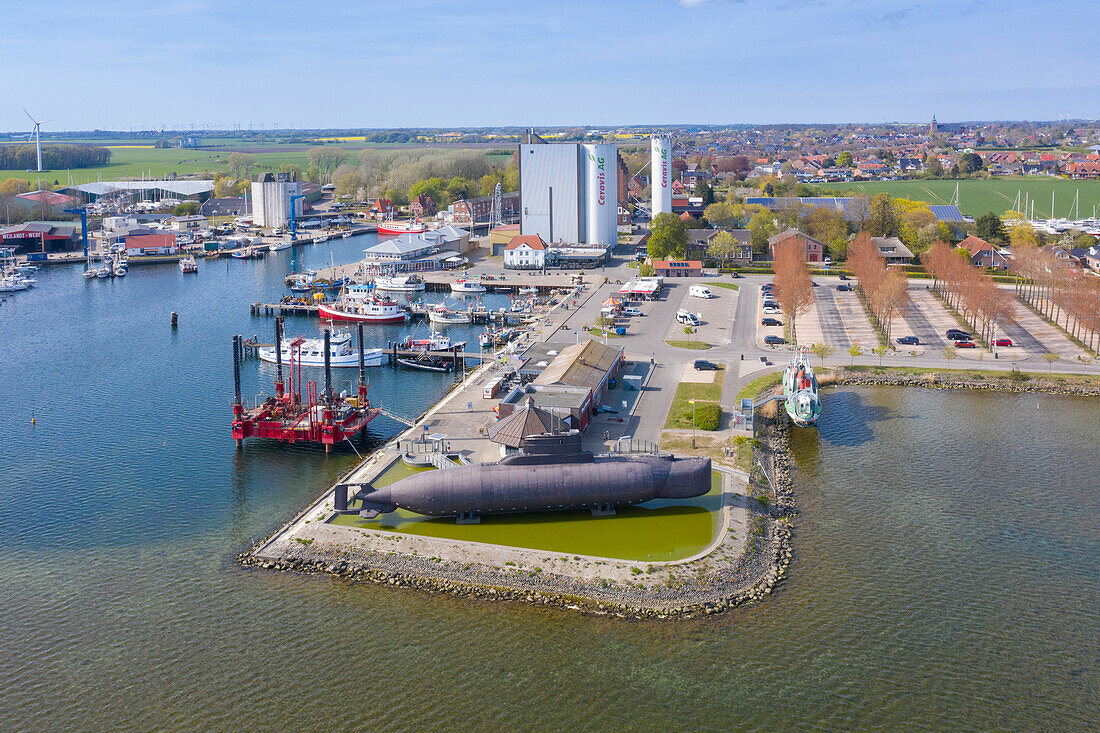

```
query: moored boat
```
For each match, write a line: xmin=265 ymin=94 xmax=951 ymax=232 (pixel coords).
xmin=268 ymin=239 xmax=293 ymax=252
xmin=179 ymin=256 xmax=199 ymax=273
xmin=783 ymin=348 xmax=821 ymax=427
xmin=450 ymin=277 xmax=487 ymax=294
xmin=396 ymin=355 xmax=452 ymax=372
xmin=400 ymin=331 xmax=464 ymax=351
xmin=428 ymin=305 xmax=472 ymax=325
xmin=258 ymin=330 xmax=385 ymax=368
xmin=318 ymin=295 xmax=407 ymax=324
xmin=374 ymin=274 xmax=425 ymax=292
xmin=377 ymin=218 xmax=427 ymax=235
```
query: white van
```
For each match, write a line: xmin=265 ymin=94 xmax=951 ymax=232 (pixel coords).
xmin=676 ymin=309 xmax=700 ymax=326
xmin=689 ymin=285 xmax=713 ymax=299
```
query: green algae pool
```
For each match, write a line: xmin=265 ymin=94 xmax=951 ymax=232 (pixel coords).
xmin=330 ymin=462 xmax=724 ymax=562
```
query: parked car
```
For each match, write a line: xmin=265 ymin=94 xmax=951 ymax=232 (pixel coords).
xmin=838 ymin=274 xmax=849 ymax=280
xmin=836 ymin=285 xmax=853 ymax=291
xmin=763 ymin=305 xmax=782 ymax=315
xmin=764 ymin=335 xmax=786 ymax=345
xmin=994 ymin=338 xmax=1013 ymax=347
xmin=693 ymin=359 xmax=719 ymax=371
xmin=621 ymin=307 xmax=643 ymax=317
xmin=955 ymin=340 xmax=977 ymax=348
xmin=761 ymin=317 xmax=782 ymax=326
xmin=728 ymin=272 xmax=742 ymax=279
xmin=896 ymin=336 xmax=919 ymax=345
xmin=946 ymin=331 xmax=972 ymax=341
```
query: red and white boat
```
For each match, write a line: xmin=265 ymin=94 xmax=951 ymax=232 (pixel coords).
xmin=376 ymin=218 xmax=427 ymax=235
xmin=318 ymin=295 xmax=407 ymax=324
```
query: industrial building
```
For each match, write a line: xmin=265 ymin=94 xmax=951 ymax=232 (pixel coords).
xmin=251 ymin=172 xmax=303 ymax=228
xmin=651 ymin=135 xmax=672 ymax=217
xmin=519 ymin=140 xmax=618 ymax=247
xmin=63 ymin=180 xmax=214 ymax=203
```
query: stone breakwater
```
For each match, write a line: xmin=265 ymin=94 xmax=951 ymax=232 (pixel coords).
xmin=239 ymin=437 xmax=798 ymax=620
xmin=830 ymin=368 xmax=1100 ymax=396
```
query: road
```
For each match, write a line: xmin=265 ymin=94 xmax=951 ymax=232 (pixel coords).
xmin=515 ymin=251 xmax=1100 ymax=446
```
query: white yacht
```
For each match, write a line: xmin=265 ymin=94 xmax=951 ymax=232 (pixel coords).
xmin=375 ymin=274 xmax=426 ymax=292
xmin=258 ymin=331 xmax=385 ymax=368
xmin=428 ymin=305 xmax=473 ymax=325
xmin=269 ymin=239 xmax=294 ymax=252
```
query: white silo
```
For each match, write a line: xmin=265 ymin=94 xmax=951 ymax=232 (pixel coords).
xmin=651 ymin=135 xmax=672 ymax=217
xmin=583 ymin=143 xmax=618 ymax=246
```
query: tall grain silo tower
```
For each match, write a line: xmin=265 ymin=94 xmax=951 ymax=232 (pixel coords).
xmin=651 ymin=135 xmax=672 ymax=217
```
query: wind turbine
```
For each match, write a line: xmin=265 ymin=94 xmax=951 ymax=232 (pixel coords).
xmin=23 ymin=108 xmax=52 ymax=172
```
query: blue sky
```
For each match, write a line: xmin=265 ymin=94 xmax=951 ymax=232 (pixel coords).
xmin=2 ymin=0 xmax=1096 ymax=131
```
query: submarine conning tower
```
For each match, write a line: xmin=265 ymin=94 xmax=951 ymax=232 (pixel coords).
xmin=498 ymin=432 xmax=594 ymax=466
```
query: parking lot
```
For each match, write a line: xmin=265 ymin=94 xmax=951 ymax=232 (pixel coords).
xmin=668 ymin=284 xmax=739 ymax=346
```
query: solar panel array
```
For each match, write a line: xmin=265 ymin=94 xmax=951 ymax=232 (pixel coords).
xmin=928 ymin=205 xmax=971 ymax=222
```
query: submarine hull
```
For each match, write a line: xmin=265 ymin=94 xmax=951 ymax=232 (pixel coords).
xmin=361 ymin=455 xmax=711 ymax=517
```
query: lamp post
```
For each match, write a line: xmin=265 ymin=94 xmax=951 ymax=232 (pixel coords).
xmin=690 ymin=397 xmax=696 ymax=448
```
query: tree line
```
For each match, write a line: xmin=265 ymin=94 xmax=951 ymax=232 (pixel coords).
xmin=1012 ymin=245 xmax=1100 ymax=353
xmin=0 ymin=144 xmax=111 ymax=171
xmin=922 ymin=241 xmax=1015 ymax=345
xmin=847 ymin=232 xmax=910 ymax=344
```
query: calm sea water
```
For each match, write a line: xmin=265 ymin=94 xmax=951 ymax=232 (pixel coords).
xmin=0 ymin=247 xmax=1097 ymax=730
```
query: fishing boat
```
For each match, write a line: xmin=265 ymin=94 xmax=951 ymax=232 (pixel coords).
xmin=377 ymin=218 xmax=427 ymax=235
xmin=451 ymin=277 xmax=487 ymax=294
xmin=0 ymin=275 xmax=31 ymax=292
xmin=374 ymin=274 xmax=425 ymax=292
xmin=268 ymin=239 xmax=293 ymax=252
xmin=400 ymin=331 xmax=464 ymax=351
xmin=396 ymin=354 xmax=452 ymax=372
xmin=314 ymin=234 xmax=329 ymax=243
xmin=179 ymin=256 xmax=199 ymax=273
xmin=345 ymin=281 xmax=376 ymax=299
xmin=258 ymin=330 xmax=385 ymax=368
xmin=428 ymin=305 xmax=472 ymax=325
xmin=318 ymin=294 xmax=407 ymax=324
xmin=782 ymin=348 xmax=821 ymax=427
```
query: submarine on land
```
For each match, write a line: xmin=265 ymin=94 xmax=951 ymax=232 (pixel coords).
xmin=355 ymin=433 xmax=712 ymax=520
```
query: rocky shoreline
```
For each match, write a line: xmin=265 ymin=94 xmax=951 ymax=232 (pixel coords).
xmin=239 ymin=425 xmax=797 ymax=620
xmin=829 ymin=367 xmax=1100 ymax=396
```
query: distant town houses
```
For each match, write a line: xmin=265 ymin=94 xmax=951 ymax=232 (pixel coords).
xmin=449 ymin=192 xmax=519 ymax=224
xmin=409 ymin=194 xmax=437 ymax=217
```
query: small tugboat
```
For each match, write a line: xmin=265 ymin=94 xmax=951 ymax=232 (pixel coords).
xmin=179 ymin=256 xmax=199 ymax=273
xmin=783 ymin=347 xmax=821 ymax=427
xmin=318 ymin=294 xmax=407 ymax=324
xmin=258 ymin=330 xmax=385 ymax=367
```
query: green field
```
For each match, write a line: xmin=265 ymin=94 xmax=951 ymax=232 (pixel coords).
xmin=814 ymin=178 xmax=1100 ymax=219
xmin=0 ymin=142 xmax=514 ymax=186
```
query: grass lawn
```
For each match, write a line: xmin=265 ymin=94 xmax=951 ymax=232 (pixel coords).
xmin=807 ymin=177 xmax=1100 ymax=219
xmin=665 ymin=340 xmax=712 ymax=349
xmin=736 ymin=371 xmax=782 ymax=401
xmin=710 ymin=282 xmax=739 ymax=291
xmin=663 ymin=378 xmax=723 ymax=430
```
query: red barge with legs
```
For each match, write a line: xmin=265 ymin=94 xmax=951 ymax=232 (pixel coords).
xmin=231 ymin=318 xmax=379 ymax=451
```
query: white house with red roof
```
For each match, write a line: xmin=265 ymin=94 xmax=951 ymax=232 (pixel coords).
xmin=503 ymin=234 xmax=547 ymax=269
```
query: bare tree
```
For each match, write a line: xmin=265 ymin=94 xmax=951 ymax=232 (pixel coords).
xmin=772 ymin=239 xmax=815 ymax=346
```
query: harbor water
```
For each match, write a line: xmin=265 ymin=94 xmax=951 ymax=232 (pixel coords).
xmin=0 ymin=245 xmax=1097 ymax=730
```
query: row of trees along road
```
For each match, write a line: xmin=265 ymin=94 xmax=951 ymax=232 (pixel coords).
xmin=921 ymin=240 xmax=1015 ymax=345
xmin=772 ymin=239 xmax=816 ymax=346
xmin=1012 ymin=245 xmax=1100 ymax=352
xmin=847 ymin=232 xmax=911 ymax=344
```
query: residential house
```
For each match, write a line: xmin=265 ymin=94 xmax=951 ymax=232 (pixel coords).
xmin=767 ymin=228 xmax=826 ymax=263
xmin=366 ymin=198 xmax=396 ymax=220
xmin=959 ymin=235 xmax=1009 ymax=269
xmin=1068 ymin=161 xmax=1100 ymax=179
xmin=870 ymin=236 xmax=915 ymax=265
xmin=503 ymin=234 xmax=547 ymax=269
xmin=450 ymin=192 xmax=519 ymax=224
xmin=1039 ymin=244 xmax=1077 ymax=267
xmin=409 ymin=194 xmax=437 ymax=217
